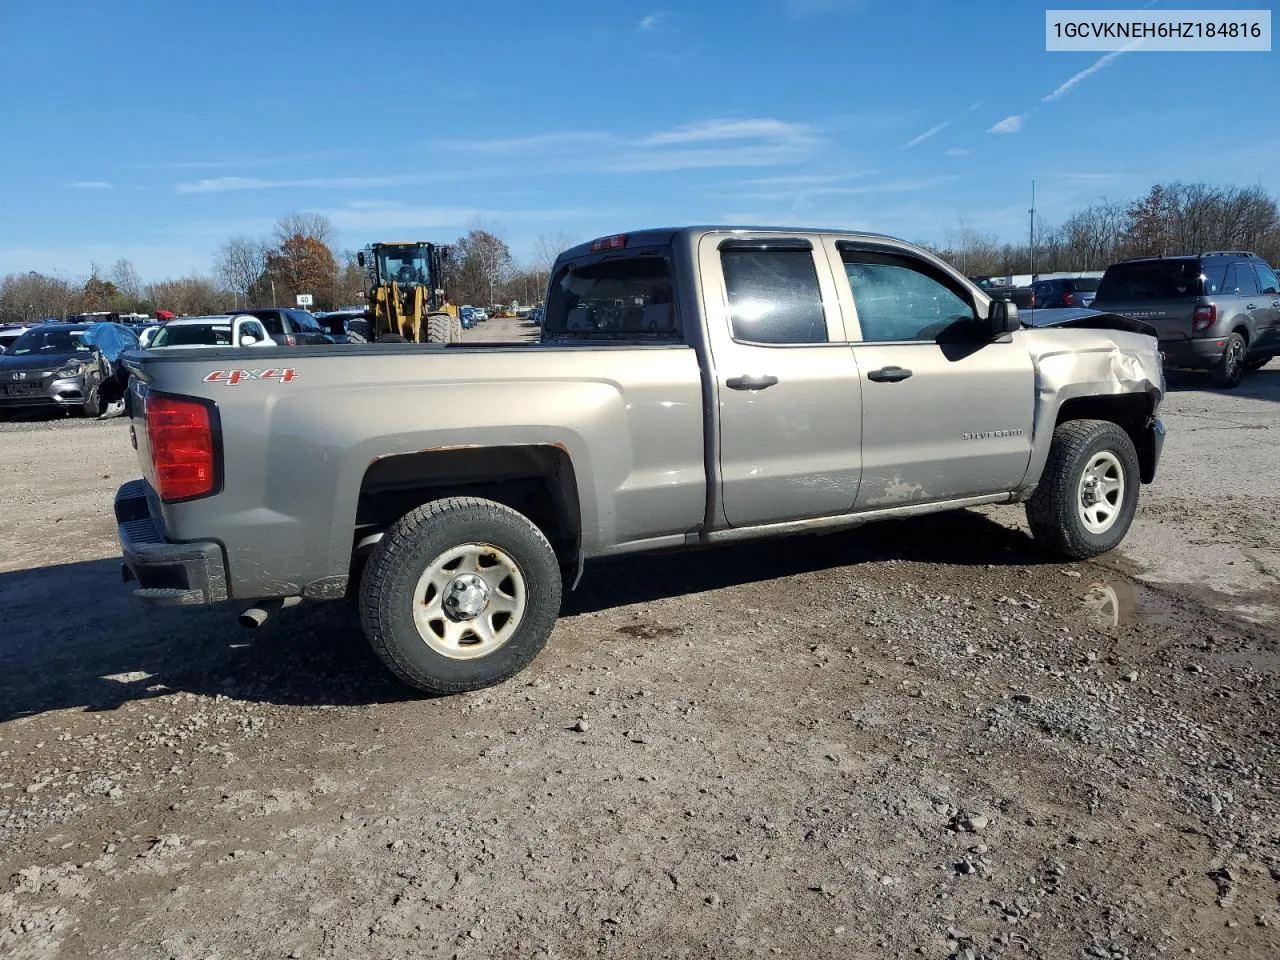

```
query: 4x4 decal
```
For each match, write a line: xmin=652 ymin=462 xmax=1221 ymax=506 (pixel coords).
xmin=203 ymin=368 xmax=298 ymax=386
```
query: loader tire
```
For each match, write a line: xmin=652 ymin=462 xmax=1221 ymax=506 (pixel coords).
xmin=346 ymin=319 xmax=371 ymax=343
xmin=423 ymin=313 xmax=452 ymax=344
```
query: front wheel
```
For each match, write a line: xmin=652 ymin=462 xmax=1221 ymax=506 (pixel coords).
xmin=359 ymin=497 xmax=563 ymax=694
xmin=1026 ymin=419 xmax=1140 ymax=560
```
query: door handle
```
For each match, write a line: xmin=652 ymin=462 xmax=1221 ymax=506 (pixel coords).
xmin=867 ymin=366 xmax=913 ymax=383
xmin=1246 ymin=303 xmax=1257 ymax=310
xmin=725 ymin=374 xmax=779 ymax=390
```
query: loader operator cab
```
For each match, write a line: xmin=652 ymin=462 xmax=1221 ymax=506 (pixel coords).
xmin=375 ymin=244 xmax=429 ymax=288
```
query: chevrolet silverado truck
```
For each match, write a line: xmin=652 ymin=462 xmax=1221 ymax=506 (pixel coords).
xmin=113 ymin=226 xmax=1166 ymax=694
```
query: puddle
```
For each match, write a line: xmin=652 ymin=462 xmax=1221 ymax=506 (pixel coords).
xmin=1080 ymin=579 xmax=1180 ymax=629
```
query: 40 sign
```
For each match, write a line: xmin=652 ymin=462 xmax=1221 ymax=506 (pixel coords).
xmin=203 ymin=368 xmax=299 ymax=386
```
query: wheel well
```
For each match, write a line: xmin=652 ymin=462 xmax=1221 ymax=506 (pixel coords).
xmin=354 ymin=445 xmax=581 ymax=572
xmin=1055 ymin=393 xmax=1157 ymax=483
xmin=1232 ymin=324 xmax=1250 ymax=343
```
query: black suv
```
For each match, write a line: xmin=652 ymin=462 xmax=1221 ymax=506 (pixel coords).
xmin=1092 ymin=251 xmax=1280 ymax=387
xmin=1032 ymin=276 xmax=1100 ymax=309
xmin=229 ymin=307 xmax=332 ymax=346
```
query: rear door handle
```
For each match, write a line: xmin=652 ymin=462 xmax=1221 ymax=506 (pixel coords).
xmin=867 ymin=366 xmax=913 ymax=383
xmin=725 ymin=374 xmax=779 ymax=390
xmin=1246 ymin=303 xmax=1257 ymax=310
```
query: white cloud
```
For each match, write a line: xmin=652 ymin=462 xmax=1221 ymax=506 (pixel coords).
xmin=67 ymin=180 xmax=112 ymax=189
xmin=639 ymin=13 xmax=662 ymax=30
xmin=944 ymin=147 xmax=972 ymax=157
xmin=638 ymin=118 xmax=815 ymax=147
xmin=442 ymin=117 xmax=821 ymax=174
xmin=174 ymin=170 xmax=498 ymax=193
xmin=988 ymin=114 xmax=1027 ymax=134
xmin=903 ymin=102 xmax=981 ymax=149
xmin=1042 ymin=41 xmax=1140 ymax=102
xmin=315 ymin=201 xmax=601 ymax=234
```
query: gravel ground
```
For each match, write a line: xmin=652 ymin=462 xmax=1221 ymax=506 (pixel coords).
xmin=0 ymin=326 xmax=1276 ymax=959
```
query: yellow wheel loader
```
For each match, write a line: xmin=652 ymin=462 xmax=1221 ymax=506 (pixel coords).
xmin=348 ymin=242 xmax=461 ymax=344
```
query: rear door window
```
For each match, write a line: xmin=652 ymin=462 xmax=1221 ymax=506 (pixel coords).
xmin=720 ymin=245 xmax=826 ymax=344
xmin=1225 ymin=262 xmax=1260 ymax=296
xmin=544 ymin=250 xmax=678 ymax=339
xmin=1096 ymin=261 xmax=1204 ymax=300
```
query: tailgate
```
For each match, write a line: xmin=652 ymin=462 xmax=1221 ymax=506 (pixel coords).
xmin=1088 ymin=299 xmax=1196 ymax=341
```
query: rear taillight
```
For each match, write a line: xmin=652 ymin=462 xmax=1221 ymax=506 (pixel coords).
xmin=146 ymin=394 xmax=218 ymax=502
xmin=1062 ymin=292 xmax=1075 ymax=306
xmin=284 ymin=334 xmax=297 ymax=346
xmin=1193 ymin=304 xmax=1216 ymax=331
xmin=1029 ymin=291 xmax=1036 ymax=307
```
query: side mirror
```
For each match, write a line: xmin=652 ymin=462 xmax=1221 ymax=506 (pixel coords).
xmin=240 ymin=334 xmax=259 ymax=346
xmin=357 ymin=251 xmax=366 ymax=268
xmin=989 ymin=299 xmax=1020 ymax=335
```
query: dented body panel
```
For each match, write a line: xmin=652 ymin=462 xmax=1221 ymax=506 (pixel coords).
xmin=113 ymin=226 xmax=1164 ymax=606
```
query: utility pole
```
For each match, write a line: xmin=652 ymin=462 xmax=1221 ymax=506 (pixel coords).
xmin=1029 ymin=179 xmax=1037 ymax=282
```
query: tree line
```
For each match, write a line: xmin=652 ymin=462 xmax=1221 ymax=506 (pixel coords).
xmin=4 ymin=179 xmax=1279 ymax=322
xmin=0 ymin=212 xmax=580 ymax=323
xmin=925 ymin=181 xmax=1280 ymax=278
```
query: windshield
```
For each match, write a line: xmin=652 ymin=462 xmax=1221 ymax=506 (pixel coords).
xmin=6 ymin=328 xmax=90 ymax=356
xmin=1069 ymin=277 xmax=1101 ymax=292
xmin=1096 ymin=261 xmax=1204 ymax=301
xmin=152 ymin=324 xmax=234 ymax=347
xmin=377 ymin=245 xmax=429 ymax=286
xmin=544 ymin=252 xmax=677 ymax=339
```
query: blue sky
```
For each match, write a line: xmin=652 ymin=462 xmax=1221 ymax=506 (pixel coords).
xmin=1 ymin=0 xmax=1276 ymax=281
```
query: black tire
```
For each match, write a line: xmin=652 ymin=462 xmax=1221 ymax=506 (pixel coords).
xmin=360 ymin=497 xmax=563 ymax=694
xmin=1026 ymin=419 xmax=1141 ymax=560
xmin=1209 ymin=332 xmax=1246 ymax=388
xmin=82 ymin=381 xmax=102 ymax=418
xmin=423 ymin=314 xmax=452 ymax=344
xmin=1244 ymin=356 xmax=1271 ymax=372
xmin=346 ymin=319 xmax=371 ymax=343
xmin=450 ymin=315 xmax=463 ymax=342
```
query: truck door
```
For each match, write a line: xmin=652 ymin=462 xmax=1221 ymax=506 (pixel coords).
xmin=698 ymin=233 xmax=862 ymax=528
xmin=824 ymin=239 xmax=1035 ymax=509
xmin=1250 ymin=261 xmax=1280 ymax=351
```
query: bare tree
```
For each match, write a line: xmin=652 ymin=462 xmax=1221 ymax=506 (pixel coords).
xmin=274 ymin=212 xmax=334 ymax=248
xmin=454 ymin=223 xmax=514 ymax=307
xmin=215 ymin=236 xmax=269 ymax=301
xmin=111 ymin=259 xmax=144 ymax=302
xmin=0 ymin=271 xmax=78 ymax=322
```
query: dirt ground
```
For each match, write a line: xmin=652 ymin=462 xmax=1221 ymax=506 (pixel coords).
xmin=1 ymin=319 xmax=1277 ymax=960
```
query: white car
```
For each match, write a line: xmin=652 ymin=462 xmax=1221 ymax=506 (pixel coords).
xmin=148 ymin=315 xmax=273 ymax=349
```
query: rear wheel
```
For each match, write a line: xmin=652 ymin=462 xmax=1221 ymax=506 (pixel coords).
xmin=1209 ymin=332 xmax=1247 ymax=388
xmin=360 ymin=497 xmax=562 ymax=694
xmin=1027 ymin=419 xmax=1140 ymax=560
xmin=346 ymin=319 xmax=371 ymax=343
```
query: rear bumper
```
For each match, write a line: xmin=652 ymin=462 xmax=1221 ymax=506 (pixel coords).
xmin=1159 ymin=337 xmax=1228 ymax=370
xmin=115 ymin=479 xmax=228 ymax=605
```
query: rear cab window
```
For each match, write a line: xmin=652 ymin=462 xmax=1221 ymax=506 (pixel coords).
xmin=1224 ymin=263 xmax=1260 ymax=297
xmin=1096 ymin=260 xmax=1206 ymax=300
xmin=544 ymin=246 xmax=679 ymax=341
